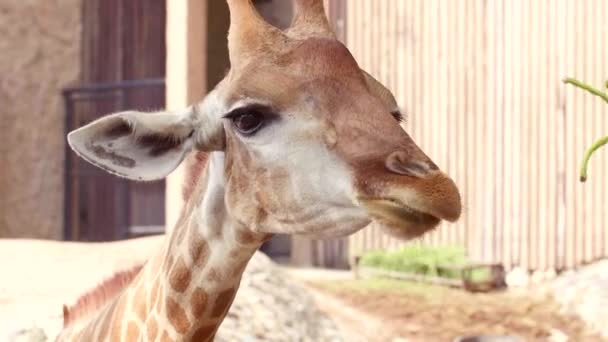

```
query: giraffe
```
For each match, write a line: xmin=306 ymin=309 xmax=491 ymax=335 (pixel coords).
xmin=57 ymin=0 xmax=462 ymax=340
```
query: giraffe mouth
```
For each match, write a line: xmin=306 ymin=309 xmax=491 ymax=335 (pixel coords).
xmin=357 ymin=197 xmax=440 ymax=238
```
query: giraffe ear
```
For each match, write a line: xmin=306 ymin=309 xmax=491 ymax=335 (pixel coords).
xmin=67 ymin=107 xmax=222 ymax=181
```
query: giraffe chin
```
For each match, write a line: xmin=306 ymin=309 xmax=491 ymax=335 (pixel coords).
xmin=357 ymin=197 xmax=441 ymax=240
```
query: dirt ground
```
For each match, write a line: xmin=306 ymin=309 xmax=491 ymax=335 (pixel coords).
xmin=304 ymin=277 xmax=604 ymax=342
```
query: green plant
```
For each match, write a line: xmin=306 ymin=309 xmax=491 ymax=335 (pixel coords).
xmin=563 ymin=77 xmax=608 ymax=182
xmin=359 ymin=245 xmax=469 ymax=279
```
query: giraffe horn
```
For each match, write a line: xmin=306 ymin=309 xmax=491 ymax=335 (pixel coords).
xmin=226 ymin=0 xmax=286 ymax=66
xmin=288 ymin=0 xmax=335 ymax=39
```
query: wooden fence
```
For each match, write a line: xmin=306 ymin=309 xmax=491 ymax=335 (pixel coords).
xmin=341 ymin=0 xmax=608 ymax=271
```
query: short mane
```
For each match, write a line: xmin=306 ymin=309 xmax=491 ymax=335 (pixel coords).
xmin=62 ymin=263 xmax=145 ymax=327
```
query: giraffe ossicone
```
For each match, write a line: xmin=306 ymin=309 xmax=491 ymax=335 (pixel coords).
xmin=59 ymin=0 xmax=462 ymax=340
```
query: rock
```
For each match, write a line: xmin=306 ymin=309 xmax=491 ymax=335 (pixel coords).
xmin=506 ymin=267 xmax=529 ymax=287
xmin=544 ymin=269 xmax=557 ymax=281
xmin=548 ymin=328 xmax=569 ymax=342
xmin=547 ymin=259 xmax=608 ymax=338
xmin=530 ymin=270 xmax=543 ymax=284
xmin=215 ymin=252 xmax=343 ymax=341
xmin=6 ymin=327 xmax=47 ymax=342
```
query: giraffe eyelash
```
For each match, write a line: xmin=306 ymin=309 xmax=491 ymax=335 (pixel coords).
xmin=391 ymin=109 xmax=405 ymax=123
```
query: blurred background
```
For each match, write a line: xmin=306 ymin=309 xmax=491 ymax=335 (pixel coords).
xmin=1 ymin=1 xmax=607 ymax=341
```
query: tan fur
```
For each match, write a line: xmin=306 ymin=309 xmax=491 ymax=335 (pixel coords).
xmin=126 ymin=321 xmax=140 ymax=341
xmin=182 ymin=151 xmax=209 ymax=201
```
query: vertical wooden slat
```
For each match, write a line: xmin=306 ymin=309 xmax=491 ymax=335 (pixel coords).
xmin=591 ymin=0 xmax=600 ymax=263
xmin=538 ymin=0 xmax=549 ymax=271
xmin=573 ymin=0 xmax=584 ymax=266
xmin=445 ymin=0 xmax=455 ymax=246
xmin=501 ymin=0 xmax=512 ymax=270
xmin=546 ymin=0 xmax=557 ymax=270
xmin=599 ymin=1 xmax=608 ymax=262
xmin=481 ymin=0 xmax=492 ymax=262
xmin=495 ymin=0 xmax=505 ymax=264
xmin=591 ymin=0 xmax=603 ymax=262
xmin=465 ymin=1 xmax=476 ymax=257
xmin=580 ymin=0 xmax=590 ymax=265
xmin=513 ymin=0 xmax=522 ymax=269
xmin=518 ymin=0 xmax=529 ymax=269
xmin=564 ymin=0 xmax=575 ymax=269
xmin=555 ymin=0 xmax=566 ymax=270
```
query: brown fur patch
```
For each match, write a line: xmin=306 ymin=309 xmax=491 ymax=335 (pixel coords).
xmin=126 ymin=320 xmax=140 ymax=341
xmin=232 ymin=258 xmax=251 ymax=278
xmin=190 ymin=287 xmax=209 ymax=319
xmin=105 ymin=120 xmax=133 ymax=138
xmin=169 ymin=257 xmax=192 ymax=293
xmin=160 ymin=330 xmax=175 ymax=342
xmin=207 ymin=268 xmax=222 ymax=283
xmin=228 ymin=249 xmax=240 ymax=259
xmin=183 ymin=151 xmax=209 ymax=201
xmin=166 ymin=298 xmax=191 ymax=334
xmin=87 ymin=143 xmax=136 ymax=168
xmin=211 ymin=288 xmax=237 ymax=318
xmin=62 ymin=263 xmax=145 ymax=327
xmin=235 ymin=230 xmax=259 ymax=245
xmin=147 ymin=317 xmax=159 ymax=341
xmin=137 ymin=132 xmax=190 ymax=157
xmin=262 ymin=233 xmax=275 ymax=242
xmin=192 ymin=323 xmax=218 ymax=342
xmin=189 ymin=228 xmax=210 ymax=266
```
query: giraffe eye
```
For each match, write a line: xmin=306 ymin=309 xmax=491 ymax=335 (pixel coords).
xmin=233 ymin=112 xmax=264 ymax=135
xmin=223 ymin=104 xmax=279 ymax=136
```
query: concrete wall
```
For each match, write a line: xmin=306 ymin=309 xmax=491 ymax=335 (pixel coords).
xmin=0 ymin=0 xmax=82 ymax=239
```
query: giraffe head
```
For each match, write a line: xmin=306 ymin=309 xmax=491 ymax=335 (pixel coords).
xmin=67 ymin=0 xmax=461 ymax=241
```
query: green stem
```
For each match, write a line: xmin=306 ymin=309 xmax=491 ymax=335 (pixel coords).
xmin=580 ymin=136 xmax=608 ymax=182
xmin=563 ymin=77 xmax=608 ymax=104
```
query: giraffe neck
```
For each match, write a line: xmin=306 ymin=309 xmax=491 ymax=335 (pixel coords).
xmin=58 ymin=153 xmax=270 ymax=341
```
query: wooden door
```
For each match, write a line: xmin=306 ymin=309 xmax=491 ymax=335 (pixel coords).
xmin=64 ymin=0 xmax=166 ymax=241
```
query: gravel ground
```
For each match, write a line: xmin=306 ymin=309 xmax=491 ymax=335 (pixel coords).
xmin=0 ymin=236 xmax=342 ymax=342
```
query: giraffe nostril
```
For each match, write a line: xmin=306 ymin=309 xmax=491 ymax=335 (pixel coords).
xmin=385 ymin=151 xmax=435 ymax=178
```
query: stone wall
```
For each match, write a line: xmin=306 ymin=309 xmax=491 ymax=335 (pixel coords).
xmin=0 ymin=0 xmax=82 ymax=239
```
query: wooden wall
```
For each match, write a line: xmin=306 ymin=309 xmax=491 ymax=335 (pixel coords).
xmin=343 ymin=0 xmax=608 ymax=271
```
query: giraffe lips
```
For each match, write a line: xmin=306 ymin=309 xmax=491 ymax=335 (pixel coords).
xmin=357 ymin=197 xmax=440 ymax=238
